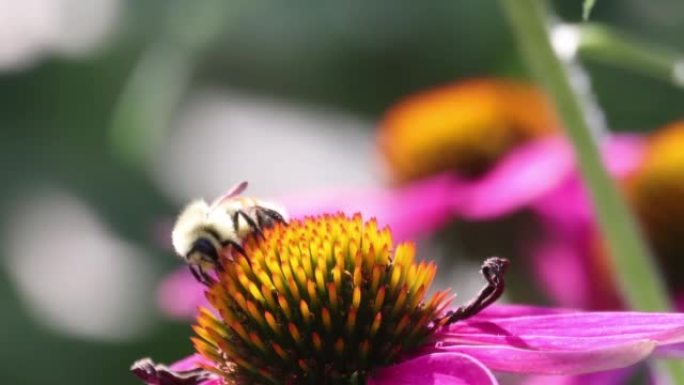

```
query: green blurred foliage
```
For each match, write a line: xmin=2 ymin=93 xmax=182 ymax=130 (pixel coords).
xmin=0 ymin=0 xmax=682 ymax=384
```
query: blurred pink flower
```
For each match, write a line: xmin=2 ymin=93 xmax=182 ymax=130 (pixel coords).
xmin=133 ymin=304 xmax=684 ymax=385
xmin=522 ymin=125 xmax=684 ymax=385
xmin=528 ymin=134 xmax=646 ymax=310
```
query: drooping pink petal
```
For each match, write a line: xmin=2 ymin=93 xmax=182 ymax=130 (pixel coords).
xmin=132 ymin=355 xmax=219 ymax=385
xmin=526 ymin=213 xmax=622 ymax=310
xmin=439 ymin=338 xmax=655 ymax=374
xmin=473 ymin=304 xmax=570 ymax=320
xmin=431 ymin=306 xmax=684 ymax=374
xmin=530 ymin=133 xmax=645 ymax=227
xmin=452 ymin=310 xmax=684 ymax=341
xmin=601 ymin=134 xmax=646 ymax=178
xmin=455 ymin=137 xmax=575 ymax=219
xmin=526 ymin=134 xmax=646 ymax=309
xmin=527 ymin=227 xmax=594 ymax=309
xmin=169 ymin=354 xmax=211 ymax=371
xmin=367 ymin=352 xmax=499 ymax=385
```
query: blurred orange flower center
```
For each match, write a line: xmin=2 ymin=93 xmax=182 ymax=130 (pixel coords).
xmin=379 ymin=79 xmax=559 ymax=183
xmin=627 ymin=122 xmax=684 ymax=288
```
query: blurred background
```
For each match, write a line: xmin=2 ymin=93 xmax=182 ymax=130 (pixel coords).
xmin=0 ymin=0 xmax=683 ymax=384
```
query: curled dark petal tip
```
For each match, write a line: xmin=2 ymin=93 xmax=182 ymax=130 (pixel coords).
xmin=131 ymin=358 xmax=213 ymax=385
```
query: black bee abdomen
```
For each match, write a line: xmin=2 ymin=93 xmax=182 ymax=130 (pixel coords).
xmin=188 ymin=237 xmax=219 ymax=263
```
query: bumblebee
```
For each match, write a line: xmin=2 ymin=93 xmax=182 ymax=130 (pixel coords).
xmin=171 ymin=181 xmax=287 ymax=285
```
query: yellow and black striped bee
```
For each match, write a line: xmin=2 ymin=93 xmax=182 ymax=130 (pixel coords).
xmin=171 ymin=181 xmax=287 ymax=285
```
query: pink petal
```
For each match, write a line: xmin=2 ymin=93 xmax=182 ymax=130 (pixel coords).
xmin=452 ymin=311 xmax=684 ymax=341
xmin=527 ymin=230 xmax=592 ymax=309
xmin=157 ymin=268 xmax=208 ymax=318
xmin=520 ymin=367 xmax=635 ymax=385
xmin=455 ymin=137 xmax=575 ymax=219
xmin=281 ymin=172 xmax=463 ymax=241
xmin=526 ymin=215 xmax=622 ymax=309
xmin=368 ymin=352 xmax=499 ymax=385
xmin=432 ymin=308 xmax=684 ymax=374
xmin=473 ymin=304 xmax=571 ymax=320
xmin=439 ymin=340 xmax=655 ymax=374
xmin=170 ymin=355 xmax=221 ymax=385
xmin=132 ymin=355 xmax=219 ymax=385
xmin=601 ymin=134 xmax=646 ymax=178
xmin=169 ymin=354 xmax=211 ymax=371
xmin=529 ymin=133 xmax=644 ymax=226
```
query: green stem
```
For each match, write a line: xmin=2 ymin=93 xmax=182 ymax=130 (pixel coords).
xmin=500 ymin=0 xmax=684 ymax=379
xmin=109 ymin=0 xmax=233 ymax=168
xmin=575 ymin=23 xmax=684 ymax=87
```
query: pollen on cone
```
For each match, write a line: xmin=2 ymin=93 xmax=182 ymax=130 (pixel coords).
xmin=192 ymin=214 xmax=451 ymax=385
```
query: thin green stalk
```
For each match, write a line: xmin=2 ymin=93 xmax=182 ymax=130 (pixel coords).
xmin=500 ymin=0 xmax=684 ymax=380
xmin=109 ymin=0 xmax=234 ymax=168
xmin=576 ymin=23 xmax=684 ymax=87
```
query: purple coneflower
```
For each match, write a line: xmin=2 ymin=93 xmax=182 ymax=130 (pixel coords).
xmin=134 ymin=214 xmax=684 ymax=385
xmin=530 ymin=122 xmax=684 ymax=310
xmin=517 ymin=123 xmax=684 ymax=385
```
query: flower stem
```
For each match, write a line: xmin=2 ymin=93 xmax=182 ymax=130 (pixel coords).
xmin=577 ymin=23 xmax=684 ymax=88
xmin=500 ymin=1 xmax=684 ymax=380
xmin=499 ymin=0 xmax=671 ymax=311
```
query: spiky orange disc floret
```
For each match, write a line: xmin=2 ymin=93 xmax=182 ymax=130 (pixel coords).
xmin=192 ymin=213 xmax=452 ymax=385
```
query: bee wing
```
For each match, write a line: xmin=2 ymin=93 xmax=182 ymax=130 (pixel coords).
xmin=210 ymin=181 xmax=249 ymax=208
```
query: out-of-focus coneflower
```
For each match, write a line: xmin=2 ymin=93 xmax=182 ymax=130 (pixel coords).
xmin=520 ymin=124 xmax=684 ymax=385
xmin=531 ymin=122 xmax=684 ymax=310
xmin=134 ymin=214 xmax=684 ymax=385
xmin=379 ymin=78 xmax=560 ymax=183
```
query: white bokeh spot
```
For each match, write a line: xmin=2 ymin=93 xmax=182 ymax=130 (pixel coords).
xmin=153 ymin=90 xmax=380 ymax=203
xmin=2 ymin=188 xmax=156 ymax=341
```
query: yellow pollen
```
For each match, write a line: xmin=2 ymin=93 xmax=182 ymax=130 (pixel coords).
xmin=352 ymin=286 xmax=362 ymax=309
xmin=300 ymin=300 xmax=311 ymax=324
xmin=322 ymin=307 xmax=332 ymax=332
xmin=288 ymin=323 xmax=302 ymax=345
xmin=370 ymin=313 xmax=382 ymax=337
xmin=373 ymin=286 xmax=386 ymax=314
xmin=264 ymin=311 xmax=281 ymax=336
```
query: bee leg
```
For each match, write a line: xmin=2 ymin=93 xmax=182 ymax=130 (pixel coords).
xmin=189 ymin=264 xmax=215 ymax=286
xmin=221 ymin=239 xmax=247 ymax=258
xmin=255 ymin=206 xmax=286 ymax=229
xmin=233 ymin=210 xmax=263 ymax=239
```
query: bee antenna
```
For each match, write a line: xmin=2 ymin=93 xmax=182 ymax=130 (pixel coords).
xmin=210 ymin=181 xmax=249 ymax=208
